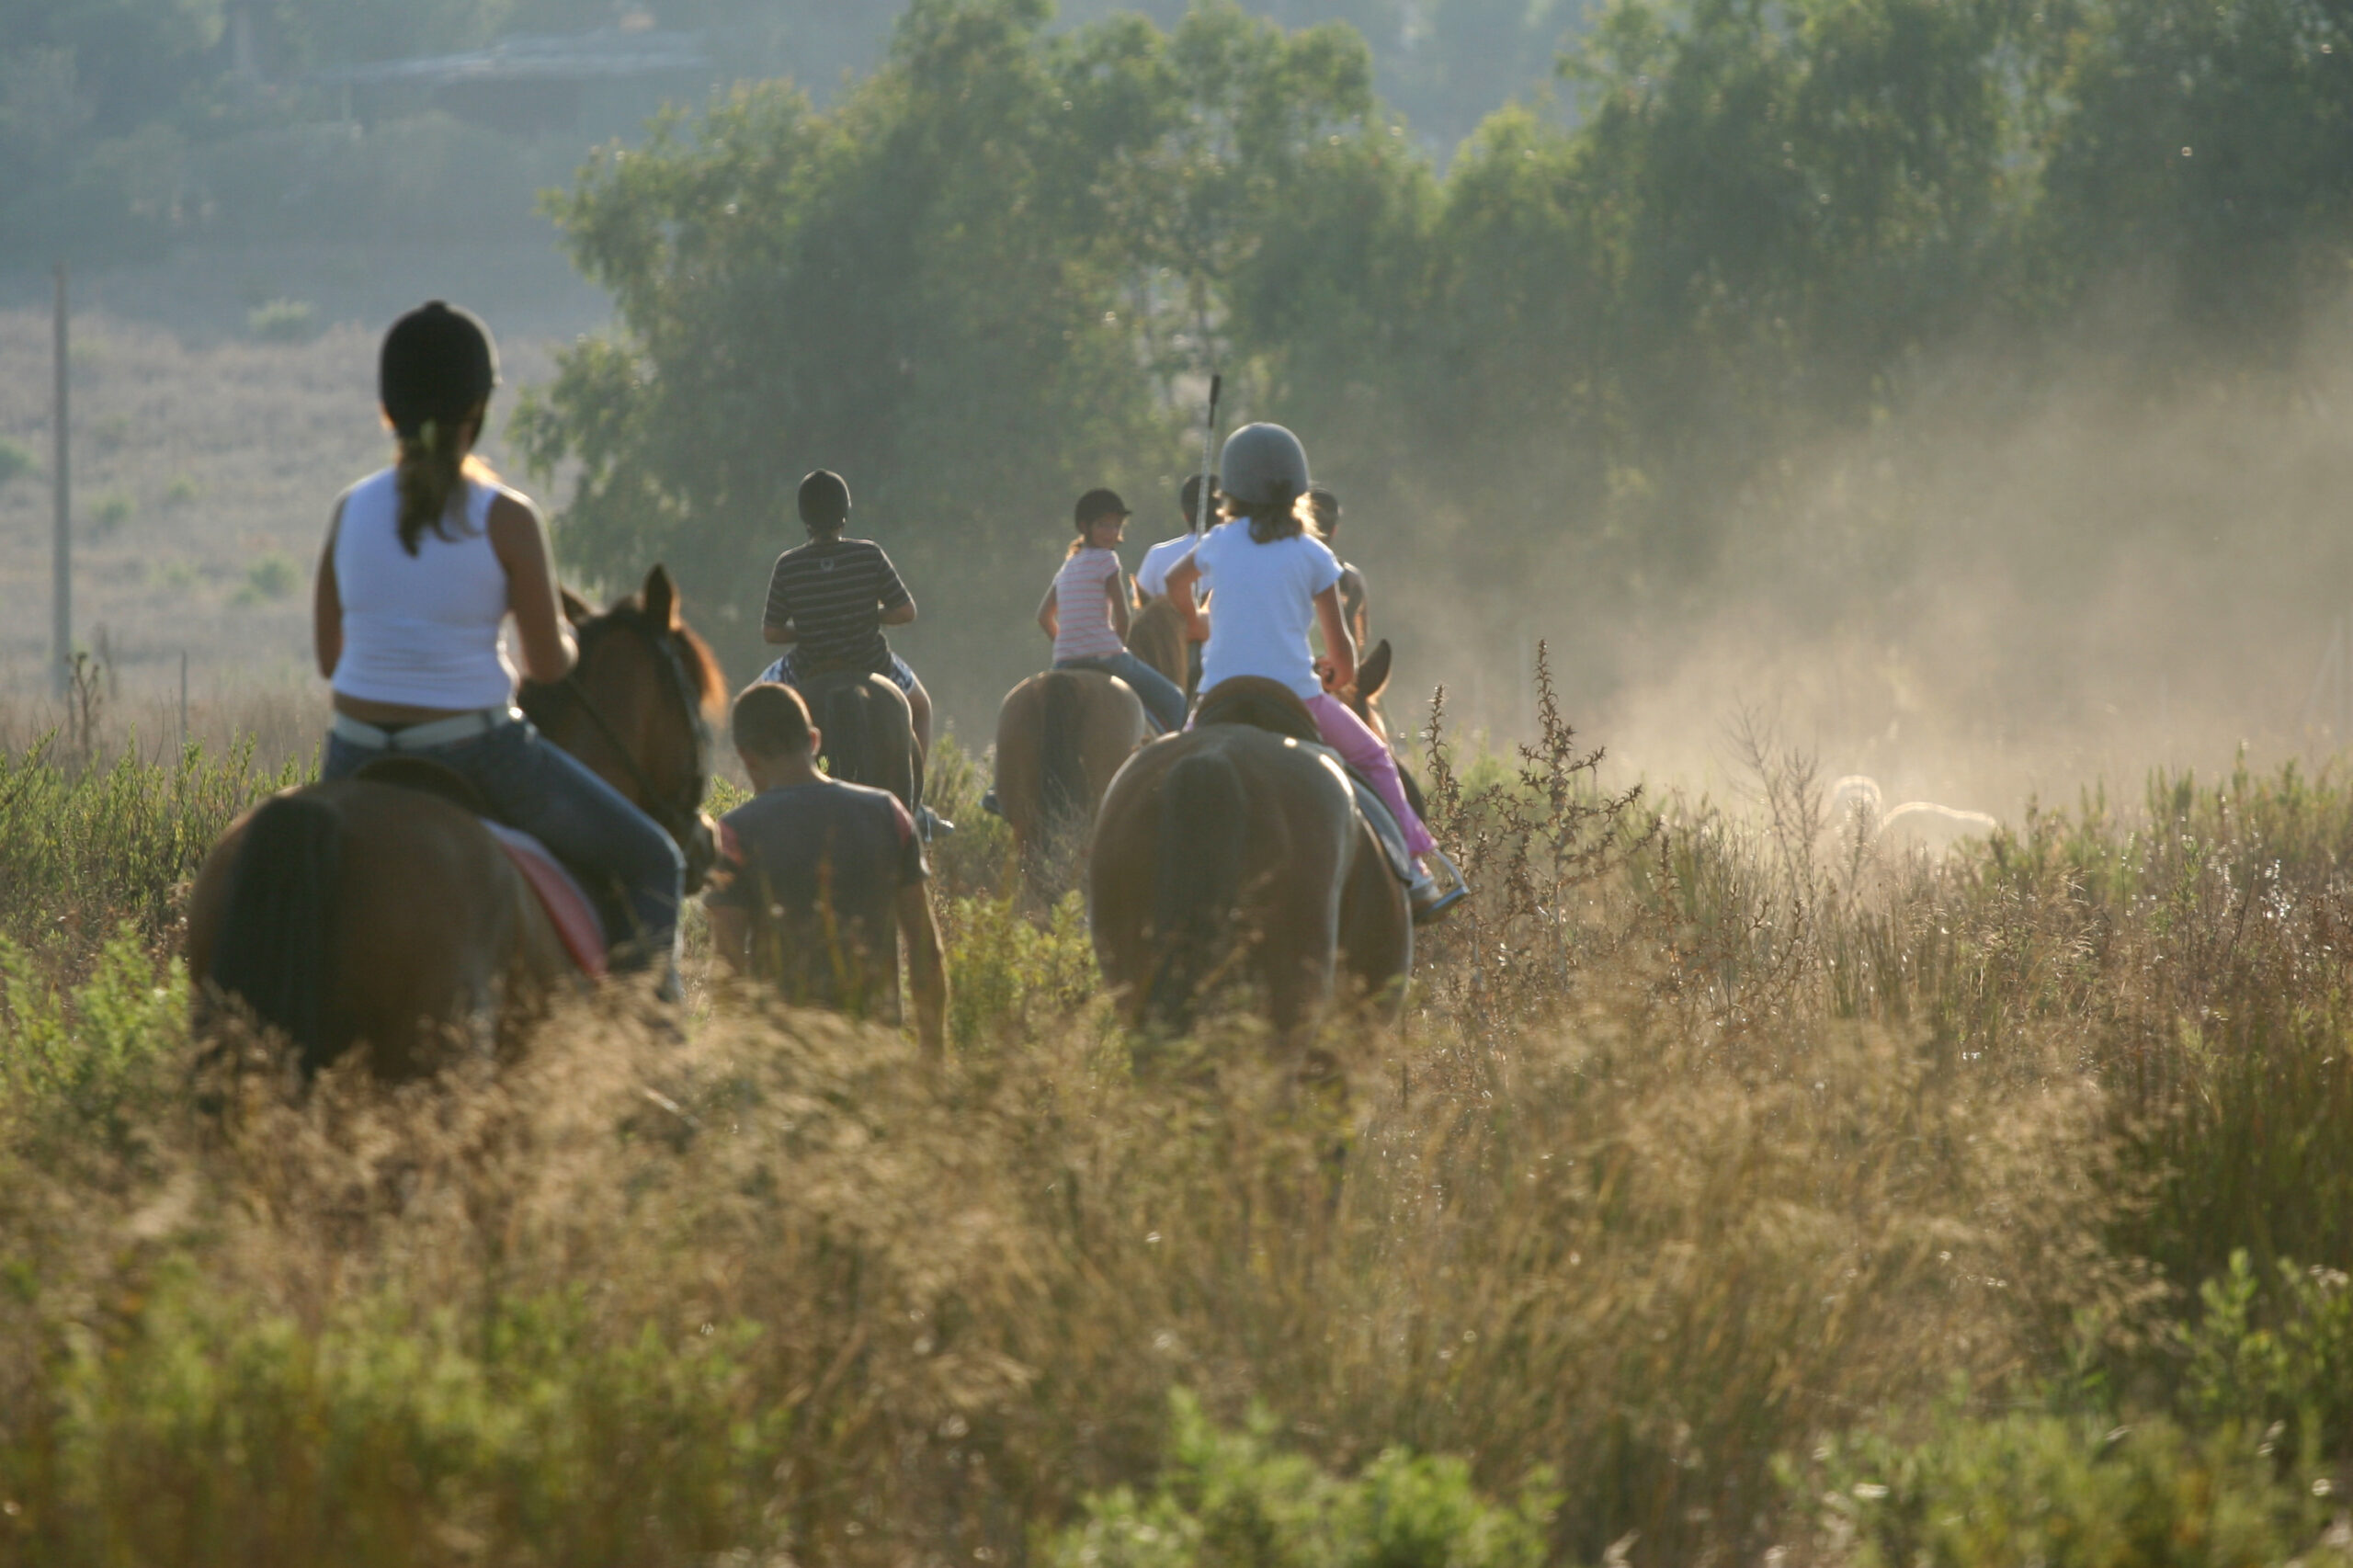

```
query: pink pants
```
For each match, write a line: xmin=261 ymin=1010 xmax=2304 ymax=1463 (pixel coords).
xmin=1303 ymin=693 xmax=1437 ymax=858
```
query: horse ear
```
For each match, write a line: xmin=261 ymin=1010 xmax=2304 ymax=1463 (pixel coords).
xmin=642 ymin=564 xmax=680 ymax=630
xmin=1358 ymin=639 xmax=1392 ymax=703
xmin=559 ymin=587 xmax=593 ymax=625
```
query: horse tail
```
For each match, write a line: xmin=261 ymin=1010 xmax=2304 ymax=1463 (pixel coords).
xmin=1040 ymin=673 xmax=1088 ymax=836
xmin=1146 ymin=749 xmax=1247 ymax=1027
xmin=207 ymin=793 xmax=342 ymax=1075
xmin=824 ymin=680 xmax=870 ymax=788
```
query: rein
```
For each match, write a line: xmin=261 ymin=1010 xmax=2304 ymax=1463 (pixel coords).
xmin=525 ymin=614 xmax=713 ymax=854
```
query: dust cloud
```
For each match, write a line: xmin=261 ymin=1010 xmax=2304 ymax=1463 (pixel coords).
xmin=1374 ymin=299 xmax=2353 ymax=822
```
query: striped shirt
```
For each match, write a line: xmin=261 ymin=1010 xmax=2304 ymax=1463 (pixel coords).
xmin=1051 ymin=547 xmax=1127 ymax=662
xmin=762 ymin=537 xmax=912 ymax=675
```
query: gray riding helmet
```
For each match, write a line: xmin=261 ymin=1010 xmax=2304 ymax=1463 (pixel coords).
xmin=1218 ymin=422 xmax=1311 ymax=507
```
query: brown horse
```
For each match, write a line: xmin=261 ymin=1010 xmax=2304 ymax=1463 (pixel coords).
xmin=1127 ymin=594 xmax=1192 ymax=697
xmin=185 ymin=565 xmax=725 ymax=1079
xmin=994 ymin=668 xmax=1152 ymax=903
xmin=1086 ymin=676 xmax=1412 ymax=1033
xmin=799 ymin=669 xmax=922 ymax=814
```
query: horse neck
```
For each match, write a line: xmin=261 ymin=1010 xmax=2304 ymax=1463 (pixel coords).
xmin=560 ymin=635 xmax=678 ymax=813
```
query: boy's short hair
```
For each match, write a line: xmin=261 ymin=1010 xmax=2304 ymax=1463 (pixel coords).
xmin=733 ymin=681 xmax=814 ymax=757
xmin=1308 ymin=485 xmax=1341 ymax=539
xmin=798 ymin=470 xmax=851 ymax=530
xmin=1179 ymin=472 xmax=1217 ymax=526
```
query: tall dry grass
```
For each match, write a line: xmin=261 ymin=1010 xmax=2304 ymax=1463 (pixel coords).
xmin=5 ymin=661 xmax=2353 ymax=1564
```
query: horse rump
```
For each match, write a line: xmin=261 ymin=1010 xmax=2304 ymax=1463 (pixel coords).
xmin=205 ymin=793 xmax=343 ymax=1074
xmin=1145 ymin=749 xmax=1248 ymax=1026
xmin=819 ymin=677 xmax=872 ymax=789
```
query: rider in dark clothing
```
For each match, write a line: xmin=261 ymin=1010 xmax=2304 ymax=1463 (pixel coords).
xmin=758 ymin=470 xmax=949 ymax=837
xmin=1308 ymin=486 xmax=1370 ymax=652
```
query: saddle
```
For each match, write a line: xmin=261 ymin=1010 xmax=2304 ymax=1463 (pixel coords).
xmin=350 ymin=756 xmax=609 ymax=976
xmin=1189 ymin=679 xmax=1415 ymax=881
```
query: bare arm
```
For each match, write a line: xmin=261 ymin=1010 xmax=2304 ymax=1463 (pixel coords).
xmin=899 ymin=882 xmax=948 ymax=1060
xmin=313 ymin=498 xmax=345 ymax=681
xmin=488 ymin=493 xmax=577 ymax=684
xmin=1108 ymin=565 xmax=1131 ymax=641
xmin=881 ymin=599 xmax=917 ymax=628
xmin=706 ymin=904 xmax=751 ymax=975
xmin=1036 ymin=581 xmax=1060 ymax=641
xmin=1165 ymin=554 xmax=1206 ymax=642
xmin=1313 ymin=584 xmax=1356 ymax=695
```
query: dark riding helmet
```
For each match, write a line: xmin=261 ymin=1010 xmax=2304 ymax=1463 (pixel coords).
xmin=799 ymin=470 xmax=851 ymax=531
xmin=379 ymin=301 xmax=498 ymax=437
xmin=1074 ymin=487 xmax=1130 ymax=530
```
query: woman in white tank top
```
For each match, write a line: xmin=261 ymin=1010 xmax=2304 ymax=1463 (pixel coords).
xmin=313 ymin=301 xmax=684 ymax=971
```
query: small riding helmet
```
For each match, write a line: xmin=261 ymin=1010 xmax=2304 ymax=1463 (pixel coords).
xmin=799 ymin=470 xmax=852 ymax=530
xmin=1218 ymin=423 xmax=1310 ymax=508
xmin=1074 ymin=487 xmax=1130 ymax=531
xmin=379 ymin=301 xmax=498 ymax=437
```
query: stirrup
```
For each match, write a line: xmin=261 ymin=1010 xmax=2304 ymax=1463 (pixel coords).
xmin=916 ymin=803 xmax=955 ymax=840
xmin=1408 ymin=849 xmax=1470 ymax=925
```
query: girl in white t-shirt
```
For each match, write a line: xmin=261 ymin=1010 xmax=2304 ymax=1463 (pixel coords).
xmin=1034 ymin=487 xmax=1189 ymax=733
xmin=1163 ymin=424 xmax=1461 ymax=920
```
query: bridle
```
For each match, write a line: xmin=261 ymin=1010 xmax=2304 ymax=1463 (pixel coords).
xmin=522 ymin=611 xmax=717 ymax=890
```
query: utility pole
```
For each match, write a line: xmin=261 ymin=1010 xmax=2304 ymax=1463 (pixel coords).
xmin=52 ymin=261 xmax=71 ymax=698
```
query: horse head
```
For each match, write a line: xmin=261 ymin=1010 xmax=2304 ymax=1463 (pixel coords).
xmin=524 ymin=563 xmax=727 ymax=893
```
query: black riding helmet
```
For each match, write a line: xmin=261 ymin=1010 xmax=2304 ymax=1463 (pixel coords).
xmin=800 ymin=470 xmax=851 ymax=531
xmin=379 ymin=301 xmax=499 ymax=437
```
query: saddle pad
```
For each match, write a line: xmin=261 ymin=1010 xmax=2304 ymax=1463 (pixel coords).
xmin=482 ymin=820 xmax=608 ymax=978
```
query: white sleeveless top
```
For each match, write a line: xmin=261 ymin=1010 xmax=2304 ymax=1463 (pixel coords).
xmin=330 ymin=467 xmax=519 ymax=710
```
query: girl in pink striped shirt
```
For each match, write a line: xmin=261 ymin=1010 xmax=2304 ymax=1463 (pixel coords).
xmin=1035 ymin=488 xmax=1189 ymax=733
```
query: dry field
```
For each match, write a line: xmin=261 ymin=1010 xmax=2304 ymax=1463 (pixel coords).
xmin=5 ymin=677 xmax=2353 ymax=1565
xmin=0 ymin=256 xmax=582 ymax=705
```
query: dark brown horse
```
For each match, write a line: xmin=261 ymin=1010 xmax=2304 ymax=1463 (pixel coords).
xmin=799 ymin=669 xmax=922 ymax=814
xmin=994 ymin=668 xmax=1152 ymax=903
xmin=185 ymin=566 xmax=725 ymax=1079
xmin=1127 ymin=594 xmax=1192 ymax=698
xmin=1086 ymin=676 xmax=1412 ymax=1033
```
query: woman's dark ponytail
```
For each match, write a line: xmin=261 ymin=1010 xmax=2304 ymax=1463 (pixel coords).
xmin=394 ymin=415 xmax=469 ymax=556
xmin=379 ymin=301 xmax=500 ymax=556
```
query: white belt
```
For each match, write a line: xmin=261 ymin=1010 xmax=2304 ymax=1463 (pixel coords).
xmin=332 ymin=707 xmax=519 ymax=752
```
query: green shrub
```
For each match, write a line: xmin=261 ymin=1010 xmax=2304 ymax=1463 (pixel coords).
xmin=88 ymin=490 xmax=131 ymax=533
xmin=941 ymin=889 xmax=1097 ymax=1056
xmin=1042 ymin=1391 xmax=1557 ymax=1568
xmin=4 ymin=1280 xmax=793 ymax=1567
xmin=0 ymin=735 xmax=299 ymax=972
xmin=1805 ymin=1409 xmax=2352 ymax=1568
xmin=2176 ymin=1251 xmax=2353 ymax=1452
xmin=0 ymin=927 xmax=185 ymax=1164
xmin=234 ymin=551 xmax=301 ymax=605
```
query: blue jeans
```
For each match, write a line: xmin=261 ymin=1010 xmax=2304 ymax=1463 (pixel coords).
xmin=1056 ymin=652 xmax=1188 ymax=733
xmin=762 ymin=651 xmax=918 ymax=694
xmin=323 ymin=719 xmax=685 ymax=965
